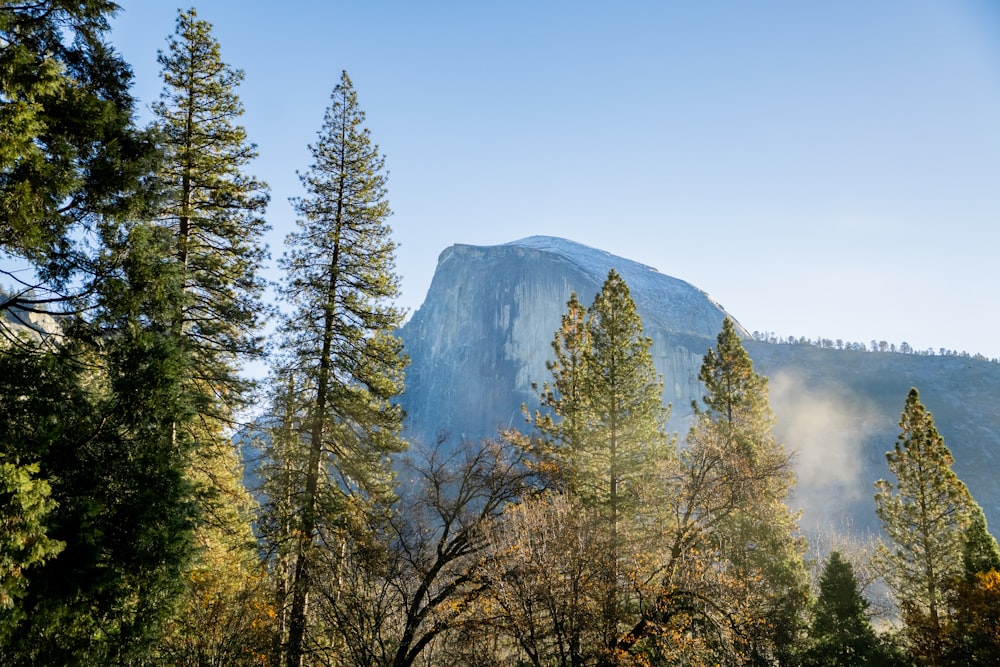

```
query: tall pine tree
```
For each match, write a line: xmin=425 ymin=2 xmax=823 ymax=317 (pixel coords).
xmin=686 ymin=318 xmax=809 ymax=664
xmin=153 ymin=6 xmax=269 ymax=419
xmin=533 ymin=271 xmax=670 ymax=526
xmin=0 ymin=220 xmax=198 ymax=665
xmin=151 ymin=11 xmax=272 ymax=662
xmin=267 ymin=71 xmax=407 ymax=667
xmin=529 ymin=271 xmax=671 ymax=664
xmin=874 ymin=387 xmax=974 ymax=662
xmin=875 ymin=388 xmax=973 ymax=645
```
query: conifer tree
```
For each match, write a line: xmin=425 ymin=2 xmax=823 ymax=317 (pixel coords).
xmin=268 ymin=71 xmax=407 ymax=667
xmin=0 ymin=221 xmax=198 ymax=665
xmin=0 ymin=460 xmax=63 ymax=640
xmin=1 ymin=3 xmax=198 ymax=661
xmin=581 ymin=270 xmax=671 ymax=528
xmin=686 ymin=317 xmax=809 ymax=663
xmin=942 ymin=508 xmax=1000 ymax=666
xmin=533 ymin=271 xmax=670 ymax=525
xmin=961 ymin=508 xmax=1000 ymax=583
xmin=151 ymin=11 xmax=272 ymax=660
xmin=529 ymin=271 xmax=671 ymax=663
xmin=532 ymin=292 xmax=590 ymax=490
xmin=802 ymin=552 xmax=892 ymax=667
xmin=0 ymin=0 xmax=156 ymax=304
xmin=153 ymin=7 xmax=270 ymax=419
xmin=874 ymin=387 xmax=974 ymax=659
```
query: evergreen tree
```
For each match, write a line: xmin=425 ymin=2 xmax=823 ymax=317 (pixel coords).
xmin=0 ymin=0 xmax=156 ymax=302
xmin=150 ymin=11 xmax=272 ymax=661
xmin=533 ymin=272 xmax=670 ymax=524
xmin=1 ymin=4 xmax=198 ymax=660
xmin=686 ymin=318 xmax=809 ymax=664
xmin=532 ymin=292 xmax=591 ymax=491
xmin=940 ymin=504 xmax=1000 ymax=665
xmin=874 ymin=387 xmax=974 ymax=661
xmin=961 ymin=507 xmax=1000 ymax=583
xmin=802 ymin=552 xmax=891 ymax=667
xmin=0 ymin=460 xmax=63 ymax=640
xmin=153 ymin=6 xmax=269 ymax=418
xmin=0 ymin=221 xmax=198 ymax=665
xmin=267 ymin=71 xmax=407 ymax=667
xmin=529 ymin=271 xmax=671 ymax=664
xmin=580 ymin=270 xmax=671 ymax=528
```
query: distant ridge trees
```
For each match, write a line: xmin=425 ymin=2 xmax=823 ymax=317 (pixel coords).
xmin=749 ymin=331 xmax=997 ymax=363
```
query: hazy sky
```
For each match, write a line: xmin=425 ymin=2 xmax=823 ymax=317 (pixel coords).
xmin=110 ymin=1 xmax=1000 ymax=358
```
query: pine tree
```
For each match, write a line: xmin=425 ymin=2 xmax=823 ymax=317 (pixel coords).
xmin=532 ymin=292 xmax=591 ymax=491
xmin=151 ymin=12 xmax=272 ymax=661
xmin=1 ymin=4 xmax=198 ymax=661
xmin=581 ymin=270 xmax=671 ymax=528
xmin=0 ymin=221 xmax=198 ymax=665
xmin=268 ymin=71 xmax=407 ymax=667
xmin=529 ymin=270 xmax=671 ymax=664
xmin=961 ymin=508 xmax=1000 ymax=583
xmin=0 ymin=460 xmax=63 ymax=640
xmin=874 ymin=387 xmax=974 ymax=661
xmin=153 ymin=7 xmax=270 ymax=418
xmin=939 ymin=501 xmax=1000 ymax=665
xmin=802 ymin=552 xmax=890 ymax=667
xmin=686 ymin=317 xmax=809 ymax=663
xmin=533 ymin=271 xmax=670 ymax=525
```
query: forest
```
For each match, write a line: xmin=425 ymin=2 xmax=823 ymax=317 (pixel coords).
xmin=2 ymin=3 xmax=999 ymax=666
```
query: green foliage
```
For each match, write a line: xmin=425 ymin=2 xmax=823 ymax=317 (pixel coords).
xmin=0 ymin=236 xmax=198 ymax=664
xmin=801 ymin=552 xmax=895 ymax=667
xmin=874 ymin=387 xmax=974 ymax=657
xmin=0 ymin=0 xmax=157 ymax=292
xmin=153 ymin=7 xmax=270 ymax=414
xmin=961 ymin=508 xmax=1000 ymax=583
xmin=265 ymin=70 xmax=407 ymax=667
xmin=148 ymin=13 xmax=273 ymax=661
xmin=527 ymin=271 xmax=672 ymax=661
xmin=0 ymin=460 xmax=63 ymax=634
xmin=533 ymin=271 xmax=671 ymax=524
xmin=687 ymin=318 xmax=810 ymax=663
xmin=936 ymin=505 xmax=1000 ymax=665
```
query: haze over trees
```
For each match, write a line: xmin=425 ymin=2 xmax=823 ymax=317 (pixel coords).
xmin=2 ymin=3 xmax=1000 ymax=666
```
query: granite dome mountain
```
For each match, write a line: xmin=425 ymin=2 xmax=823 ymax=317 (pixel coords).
xmin=398 ymin=236 xmax=1000 ymax=534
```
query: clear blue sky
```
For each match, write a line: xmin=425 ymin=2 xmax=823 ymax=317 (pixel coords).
xmin=110 ymin=1 xmax=1000 ymax=358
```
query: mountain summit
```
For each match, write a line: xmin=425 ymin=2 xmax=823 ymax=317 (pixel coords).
xmin=400 ymin=237 xmax=741 ymax=445
xmin=398 ymin=237 xmax=1000 ymax=534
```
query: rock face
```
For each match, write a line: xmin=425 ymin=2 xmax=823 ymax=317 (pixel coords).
xmin=398 ymin=237 xmax=1000 ymax=534
xmin=399 ymin=237 xmax=743 ymax=444
xmin=0 ymin=291 xmax=62 ymax=343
